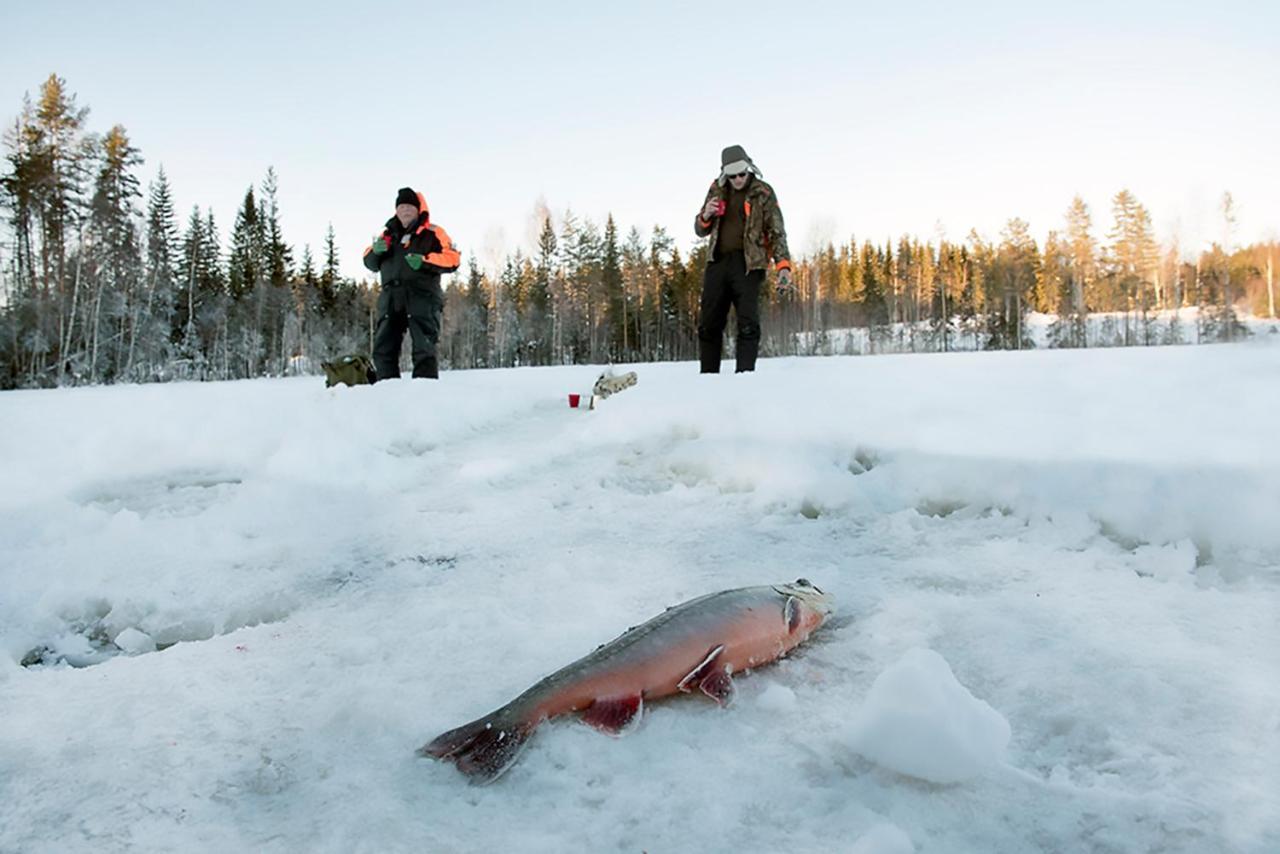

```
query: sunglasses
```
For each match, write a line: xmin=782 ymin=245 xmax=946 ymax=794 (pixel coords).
xmin=727 ymin=171 xmax=749 ymax=180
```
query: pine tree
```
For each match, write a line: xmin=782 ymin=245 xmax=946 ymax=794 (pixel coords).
xmin=175 ymin=205 xmax=204 ymax=356
xmin=141 ymin=165 xmax=179 ymax=374
xmin=0 ymin=76 xmax=94 ymax=385
xmin=1063 ymin=196 xmax=1095 ymax=347
xmin=1104 ymin=189 xmax=1158 ymax=345
xmin=300 ymin=245 xmax=317 ymax=287
xmin=649 ymin=226 xmax=677 ymax=359
xmin=1198 ymin=193 xmax=1248 ymax=343
xmin=464 ymin=254 xmax=490 ymax=367
xmin=496 ymin=255 xmax=525 ymax=366
xmin=601 ymin=213 xmax=624 ymax=360
xmin=319 ymin=223 xmax=339 ymax=315
xmin=260 ymin=168 xmax=291 ymax=289
xmin=85 ymin=124 xmax=143 ymax=381
xmin=988 ymin=219 xmax=1038 ymax=350
xmin=175 ymin=206 xmax=224 ymax=377
xmin=526 ymin=215 xmax=556 ymax=365
xmin=226 ymin=187 xmax=265 ymax=375
xmin=257 ymin=167 xmax=293 ymax=372
xmin=859 ymin=241 xmax=888 ymax=340
xmin=1042 ymin=231 xmax=1074 ymax=348
xmin=227 ymin=187 xmax=261 ymax=301
xmin=621 ymin=226 xmax=648 ymax=359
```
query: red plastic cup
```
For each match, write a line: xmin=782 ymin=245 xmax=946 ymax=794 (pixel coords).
xmin=713 ymin=199 xmax=726 ymax=217
xmin=568 ymin=393 xmax=581 ymax=408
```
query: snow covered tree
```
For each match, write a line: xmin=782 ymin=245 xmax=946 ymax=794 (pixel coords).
xmin=602 ymin=213 xmax=625 ymax=360
xmin=318 ymin=223 xmax=339 ymax=316
xmin=1060 ymin=196 xmax=1095 ymax=347
xmin=1104 ymin=189 xmax=1158 ymax=345
xmin=1042 ymin=231 xmax=1076 ymax=348
xmin=986 ymin=219 xmax=1038 ymax=350
xmin=527 ymin=214 xmax=556 ymax=365
xmin=84 ymin=124 xmax=143 ymax=382
xmin=227 ymin=187 xmax=261 ymax=303
xmin=138 ymin=166 xmax=179 ymax=375
xmin=0 ymin=75 xmax=95 ymax=386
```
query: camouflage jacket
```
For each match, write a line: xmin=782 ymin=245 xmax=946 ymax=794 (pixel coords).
xmin=694 ymin=176 xmax=792 ymax=274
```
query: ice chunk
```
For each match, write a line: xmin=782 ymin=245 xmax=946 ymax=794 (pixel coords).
xmin=846 ymin=648 xmax=1010 ymax=784
xmin=851 ymin=823 xmax=915 ymax=854
xmin=755 ymin=681 xmax=797 ymax=712
xmin=113 ymin=627 xmax=157 ymax=655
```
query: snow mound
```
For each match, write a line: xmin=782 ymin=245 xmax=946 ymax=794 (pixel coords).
xmin=113 ymin=627 xmax=156 ymax=655
xmin=851 ymin=823 xmax=915 ymax=854
xmin=846 ymin=648 xmax=1011 ymax=784
xmin=755 ymin=681 xmax=798 ymax=712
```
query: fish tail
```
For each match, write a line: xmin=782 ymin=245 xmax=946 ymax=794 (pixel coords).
xmin=417 ymin=708 xmax=539 ymax=783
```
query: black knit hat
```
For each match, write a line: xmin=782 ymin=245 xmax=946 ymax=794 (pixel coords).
xmin=395 ymin=187 xmax=419 ymax=209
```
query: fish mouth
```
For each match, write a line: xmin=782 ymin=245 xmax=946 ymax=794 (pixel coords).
xmin=775 ymin=578 xmax=835 ymax=615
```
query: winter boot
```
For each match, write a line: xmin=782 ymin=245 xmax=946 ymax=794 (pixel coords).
xmin=699 ymin=339 xmax=722 ymax=374
xmin=735 ymin=337 xmax=759 ymax=373
xmin=412 ymin=355 xmax=440 ymax=379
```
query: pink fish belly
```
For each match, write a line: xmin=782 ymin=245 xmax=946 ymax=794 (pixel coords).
xmin=533 ymin=607 xmax=807 ymax=718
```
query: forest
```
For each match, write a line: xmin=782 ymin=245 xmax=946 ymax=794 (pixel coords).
xmin=3 ymin=75 xmax=1275 ymax=390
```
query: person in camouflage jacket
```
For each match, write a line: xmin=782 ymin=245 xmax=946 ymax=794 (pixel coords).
xmin=693 ymin=145 xmax=793 ymax=373
xmin=363 ymin=187 xmax=461 ymax=380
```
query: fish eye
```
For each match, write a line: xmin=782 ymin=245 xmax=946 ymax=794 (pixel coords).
xmin=794 ymin=578 xmax=822 ymax=594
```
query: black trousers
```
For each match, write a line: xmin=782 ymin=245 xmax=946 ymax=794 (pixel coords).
xmin=373 ymin=282 xmax=442 ymax=379
xmin=698 ymin=250 xmax=763 ymax=373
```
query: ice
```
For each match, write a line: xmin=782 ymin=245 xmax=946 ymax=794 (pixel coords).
xmin=845 ymin=648 xmax=1012 ymax=784
xmin=851 ymin=823 xmax=915 ymax=854
xmin=112 ymin=627 xmax=156 ymax=655
xmin=2 ymin=337 xmax=1279 ymax=852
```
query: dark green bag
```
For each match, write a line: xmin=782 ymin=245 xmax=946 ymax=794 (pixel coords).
xmin=322 ymin=354 xmax=376 ymax=387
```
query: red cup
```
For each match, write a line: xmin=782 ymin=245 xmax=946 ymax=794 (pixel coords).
xmin=713 ymin=199 xmax=726 ymax=217
xmin=568 ymin=393 xmax=581 ymax=408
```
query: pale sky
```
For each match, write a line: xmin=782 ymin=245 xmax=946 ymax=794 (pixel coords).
xmin=3 ymin=1 xmax=1277 ymax=282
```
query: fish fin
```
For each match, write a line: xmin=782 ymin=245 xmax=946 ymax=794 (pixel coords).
xmin=582 ymin=694 xmax=644 ymax=735
xmin=699 ymin=669 xmax=736 ymax=706
xmin=785 ymin=596 xmax=801 ymax=634
xmin=418 ymin=714 xmax=538 ymax=784
xmin=677 ymin=644 xmax=725 ymax=693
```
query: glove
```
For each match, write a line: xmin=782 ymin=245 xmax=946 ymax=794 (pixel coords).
xmin=405 ymin=253 xmax=424 ymax=271
xmin=776 ymin=269 xmax=796 ymax=297
xmin=371 ymin=235 xmax=389 ymax=255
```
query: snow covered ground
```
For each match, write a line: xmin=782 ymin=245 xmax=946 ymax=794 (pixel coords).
xmin=2 ymin=340 xmax=1278 ymax=853
xmin=795 ymin=308 xmax=1280 ymax=356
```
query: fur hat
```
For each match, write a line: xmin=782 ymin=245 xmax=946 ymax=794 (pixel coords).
xmin=718 ymin=145 xmax=761 ymax=186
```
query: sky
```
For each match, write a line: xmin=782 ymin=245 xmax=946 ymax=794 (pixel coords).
xmin=3 ymin=1 xmax=1278 ymax=282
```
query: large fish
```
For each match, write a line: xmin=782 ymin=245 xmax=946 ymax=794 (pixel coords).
xmin=419 ymin=578 xmax=833 ymax=782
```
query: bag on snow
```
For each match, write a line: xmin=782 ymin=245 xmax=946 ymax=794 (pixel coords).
xmin=322 ymin=354 xmax=376 ymax=387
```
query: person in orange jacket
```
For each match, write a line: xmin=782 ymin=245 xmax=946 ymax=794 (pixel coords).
xmin=363 ymin=187 xmax=460 ymax=379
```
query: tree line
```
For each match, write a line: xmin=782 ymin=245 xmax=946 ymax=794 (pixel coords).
xmin=2 ymin=75 xmax=1276 ymax=389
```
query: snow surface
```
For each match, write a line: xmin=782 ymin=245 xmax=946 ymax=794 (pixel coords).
xmin=2 ymin=340 xmax=1279 ymax=852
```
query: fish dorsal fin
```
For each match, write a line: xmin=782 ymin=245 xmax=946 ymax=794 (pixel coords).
xmin=784 ymin=596 xmax=800 ymax=633
xmin=582 ymin=694 xmax=643 ymax=735
xmin=677 ymin=645 xmax=725 ymax=693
